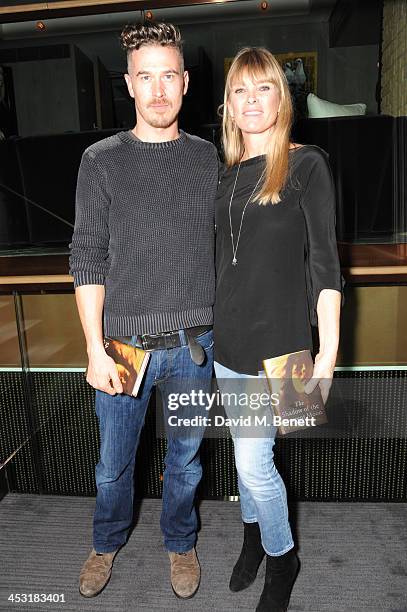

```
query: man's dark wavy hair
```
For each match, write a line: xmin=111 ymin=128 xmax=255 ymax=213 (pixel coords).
xmin=120 ymin=21 xmax=183 ymax=67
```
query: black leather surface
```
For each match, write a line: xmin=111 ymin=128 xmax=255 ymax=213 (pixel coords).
xmin=292 ymin=115 xmax=401 ymax=242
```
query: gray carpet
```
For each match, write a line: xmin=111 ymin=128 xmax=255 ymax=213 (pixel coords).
xmin=0 ymin=494 xmax=406 ymax=612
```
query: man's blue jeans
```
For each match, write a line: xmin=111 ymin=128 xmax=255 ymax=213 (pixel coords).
xmin=93 ymin=329 xmax=214 ymax=554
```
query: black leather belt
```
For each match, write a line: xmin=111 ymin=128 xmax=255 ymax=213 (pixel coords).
xmin=112 ymin=325 xmax=212 ymax=365
xmin=113 ymin=325 xmax=212 ymax=352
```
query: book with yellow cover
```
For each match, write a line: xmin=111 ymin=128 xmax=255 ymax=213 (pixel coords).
xmin=104 ymin=338 xmax=150 ymax=397
xmin=263 ymin=349 xmax=327 ymax=435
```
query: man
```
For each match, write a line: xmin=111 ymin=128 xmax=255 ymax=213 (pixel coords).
xmin=69 ymin=21 xmax=218 ymax=600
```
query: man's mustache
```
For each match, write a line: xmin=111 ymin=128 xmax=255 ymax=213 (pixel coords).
xmin=149 ymin=98 xmax=171 ymax=107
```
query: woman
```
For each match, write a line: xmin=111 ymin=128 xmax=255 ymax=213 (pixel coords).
xmin=213 ymin=47 xmax=342 ymax=611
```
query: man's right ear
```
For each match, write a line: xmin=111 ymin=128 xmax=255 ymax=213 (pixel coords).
xmin=124 ymin=73 xmax=134 ymax=99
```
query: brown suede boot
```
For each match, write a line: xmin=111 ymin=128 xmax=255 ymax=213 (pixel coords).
xmin=79 ymin=548 xmax=118 ymax=598
xmin=168 ymin=548 xmax=201 ymax=599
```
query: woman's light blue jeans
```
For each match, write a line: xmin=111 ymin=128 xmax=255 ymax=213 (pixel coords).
xmin=214 ymin=360 xmax=294 ymax=556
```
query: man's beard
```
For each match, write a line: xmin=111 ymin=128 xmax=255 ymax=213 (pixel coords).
xmin=147 ymin=112 xmax=177 ymax=128
xmin=142 ymin=100 xmax=180 ymax=129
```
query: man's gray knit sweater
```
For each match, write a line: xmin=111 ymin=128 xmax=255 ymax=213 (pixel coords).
xmin=69 ymin=129 xmax=218 ymax=337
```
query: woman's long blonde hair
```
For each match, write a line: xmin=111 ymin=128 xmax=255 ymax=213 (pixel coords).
xmin=222 ymin=47 xmax=293 ymax=205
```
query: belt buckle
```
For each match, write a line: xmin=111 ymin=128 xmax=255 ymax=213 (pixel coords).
xmin=140 ymin=335 xmax=151 ymax=351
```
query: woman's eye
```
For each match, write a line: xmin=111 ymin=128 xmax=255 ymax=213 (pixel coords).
xmin=234 ymin=88 xmax=245 ymax=94
xmin=259 ymin=85 xmax=270 ymax=91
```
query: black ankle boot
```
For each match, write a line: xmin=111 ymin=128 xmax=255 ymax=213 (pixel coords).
xmin=255 ymin=548 xmax=299 ymax=612
xmin=229 ymin=522 xmax=265 ymax=592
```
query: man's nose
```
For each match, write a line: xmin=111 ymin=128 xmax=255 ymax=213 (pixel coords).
xmin=152 ymin=78 xmax=164 ymax=97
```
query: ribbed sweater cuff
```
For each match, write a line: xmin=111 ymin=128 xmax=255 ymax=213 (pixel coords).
xmin=73 ymin=271 xmax=105 ymax=288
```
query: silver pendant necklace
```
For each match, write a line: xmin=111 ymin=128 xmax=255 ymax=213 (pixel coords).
xmin=228 ymin=161 xmax=266 ymax=266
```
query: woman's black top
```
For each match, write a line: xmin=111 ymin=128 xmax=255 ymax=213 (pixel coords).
xmin=213 ymin=144 xmax=342 ymax=375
